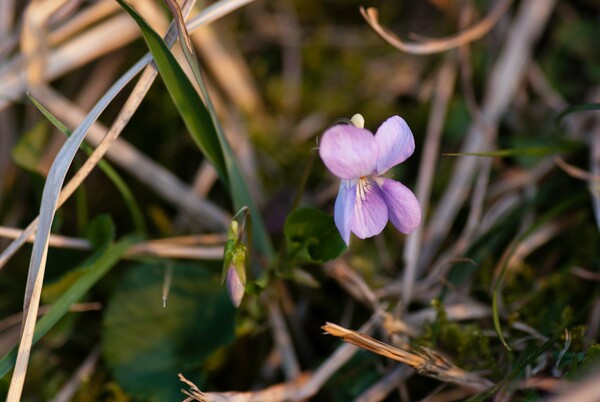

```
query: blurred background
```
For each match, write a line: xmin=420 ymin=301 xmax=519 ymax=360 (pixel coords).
xmin=1 ymin=0 xmax=600 ymax=401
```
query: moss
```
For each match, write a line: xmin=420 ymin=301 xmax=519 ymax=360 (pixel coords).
xmin=418 ymin=300 xmax=494 ymax=371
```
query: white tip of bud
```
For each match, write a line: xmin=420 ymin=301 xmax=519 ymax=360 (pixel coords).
xmin=350 ymin=113 xmax=365 ymax=129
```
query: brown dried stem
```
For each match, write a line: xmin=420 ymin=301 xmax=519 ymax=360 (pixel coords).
xmin=322 ymin=322 xmax=493 ymax=392
xmin=360 ymin=0 xmax=512 ymax=55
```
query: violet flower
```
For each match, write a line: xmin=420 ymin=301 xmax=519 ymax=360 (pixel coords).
xmin=319 ymin=114 xmax=421 ymax=245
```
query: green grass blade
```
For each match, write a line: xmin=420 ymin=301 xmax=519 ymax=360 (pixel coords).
xmin=115 ymin=0 xmax=227 ymax=186
xmin=465 ymin=330 xmax=562 ymax=401
xmin=0 ymin=236 xmax=137 ymax=379
xmin=443 ymin=143 xmax=577 ymax=158
xmin=117 ymin=0 xmax=274 ymax=260
xmin=555 ymin=102 xmax=600 ymax=126
xmin=27 ymin=94 xmax=147 ymax=235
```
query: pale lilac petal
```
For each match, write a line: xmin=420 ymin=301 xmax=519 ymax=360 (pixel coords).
xmin=334 ymin=180 xmax=356 ymax=245
xmin=374 ymin=116 xmax=415 ymax=174
xmin=227 ymin=266 xmax=244 ymax=307
xmin=377 ymin=178 xmax=421 ymax=234
xmin=320 ymin=124 xmax=378 ymax=179
xmin=351 ymin=178 xmax=388 ymax=239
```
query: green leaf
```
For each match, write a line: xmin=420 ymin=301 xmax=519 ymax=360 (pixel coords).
xmin=85 ymin=214 xmax=116 ymax=249
xmin=102 ymin=262 xmax=236 ymax=402
xmin=116 ymin=0 xmax=274 ymax=260
xmin=442 ymin=142 xmax=578 ymax=158
xmin=11 ymin=121 xmax=50 ymax=174
xmin=115 ymin=0 xmax=226 ymax=186
xmin=555 ymin=102 xmax=600 ymax=126
xmin=284 ymin=207 xmax=347 ymax=263
xmin=0 ymin=236 xmax=136 ymax=379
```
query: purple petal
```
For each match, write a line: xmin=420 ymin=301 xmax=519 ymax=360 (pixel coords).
xmin=320 ymin=124 xmax=378 ymax=179
xmin=351 ymin=178 xmax=388 ymax=239
xmin=226 ymin=266 xmax=244 ymax=307
xmin=374 ymin=116 xmax=415 ymax=174
xmin=377 ymin=178 xmax=421 ymax=234
xmin=334 ymin=180 xmax=357 ymax=245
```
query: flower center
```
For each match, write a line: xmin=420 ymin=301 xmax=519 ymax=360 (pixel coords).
xmin=356 ymin=177 xmax=371 ymax=202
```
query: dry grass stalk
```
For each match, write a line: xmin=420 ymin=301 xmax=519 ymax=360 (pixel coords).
xmin=0 ymin=0 xmax=166 ymax=111
xmin=0 ymin=302 xmax=102 ymax=334
xmin=193 ymin=23 xmax=263 ymax=115
xmin=401 ymin=55 xmax=457 ymax=311
xmin=507 ymin=218 xmax=569 ymax=268
xmin=547 ymin=371 xmax=600 ymax=402
xmin=322 ymin=322 xmax=493 ymax=392
xmin=0 ymin=224 xmax=225 ymax=259
xmin=588 ymin=116 xmax=600 ymax=231
xmin=179 ymin=372 xmax=311 ymax=402
xmin=0 ymin=0 xmax=259 ymax=273
xmin=324 ymin=259 xmax=380 ymax=311
xmin=49 ymin=346 xmax=100 ymax=402
xmin=293 ymin=318 xmax=376 ymax=400
xmin=420 ymin=0 xmax=558 ymax=273
xmin=266 ymin=296 xmax=301 ymax=381
xmin=554 ymin=156 xmax=600 ymax=182
xmin=353 ymin=365 xmax=412 ymax=402
xmin=360 ymin=0 xmax=512 ymax=55
xmin=32 ymin=84 xmax=230 ymax=228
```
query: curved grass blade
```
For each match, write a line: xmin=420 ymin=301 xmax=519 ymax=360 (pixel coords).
xmin=117 ymin=0 xmax=274 ymax=260
xmin=27 ymin=94 xmax=147 ymax=235
xmin=0 ymin=236 xmax=137 ymax=380
xmin=465 ymin=330 xmax=562 ymax=401
xmin=555 ymin=103 xmax=600 ymax=127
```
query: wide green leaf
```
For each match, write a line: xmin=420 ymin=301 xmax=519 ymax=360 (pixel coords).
xmin=284 ymin=207 xmax=347 ymax=263
xmin=102 ymin=262 xmax=236 ymax=402
xmin=0 ymin=234 xmax=136 ymax=379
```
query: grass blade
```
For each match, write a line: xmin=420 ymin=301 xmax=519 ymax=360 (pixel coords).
xmin=555 ymin=103 xmax=600 ymax=126
xmin=117 ymin=0 xmax=274 ymax=260
xmin=27 ymin=94 xmax=147 ymax=235
xmin=0 ymin=236 xmax=137 ymax=380
xmin=443 ymin=143 xmax=578 ymax=158
xmin=491 ymin=194 xmax=585 ymax=350
xmin=115 ymin=0 xmax=227 ymax=185
xmin=465 ymin=330 xmax=562 ymax=401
